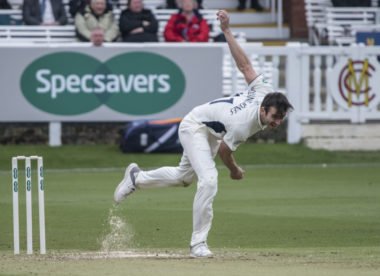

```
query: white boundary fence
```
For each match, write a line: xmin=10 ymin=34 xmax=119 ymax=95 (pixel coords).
xmin=222 ymin=43 xmax=380 ymax=144
xmin=1 ymin=43 xmax=380 ymax=145
xmin=282 ymin=44 xmax=380 ymax=143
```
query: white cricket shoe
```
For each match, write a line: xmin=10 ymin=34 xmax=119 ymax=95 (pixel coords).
xmin=190 ymin=242 xmax=213 ymax=258
xmin=114 ymin=163 xmax=140 ymax=204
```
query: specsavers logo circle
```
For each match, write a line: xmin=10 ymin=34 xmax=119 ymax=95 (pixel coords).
xmin=20 ymin=52 xmax=186 ymax=115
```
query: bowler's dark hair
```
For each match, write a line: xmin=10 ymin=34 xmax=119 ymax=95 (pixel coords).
xmin=261 ymin=92 xmax=293 ymax=117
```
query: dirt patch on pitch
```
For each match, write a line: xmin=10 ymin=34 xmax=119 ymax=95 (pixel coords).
xmin=1 ymin=249 xmax=379 ymax=276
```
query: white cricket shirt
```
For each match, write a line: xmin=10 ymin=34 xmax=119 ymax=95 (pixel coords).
xmin=187 ymin=75 xmax=274 ymax=151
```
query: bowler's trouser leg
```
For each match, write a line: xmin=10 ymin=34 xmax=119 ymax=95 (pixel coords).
xmin=136 ymin=153 xmax=195 ymax=188
xmin=178 ymin=120 xmax=221 ymax=247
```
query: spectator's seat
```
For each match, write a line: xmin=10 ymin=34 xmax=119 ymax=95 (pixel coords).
xmin=0 ymin=10 xmax=23 ymax=25
xmin=117 ymin=0 xmax=165 ymax=10
xmin=304 ymin=0 xmax=332 ymax=45
xmin=8 ymin=0 xmax=23 ymax=9
xmin=325 ymin=7 xmax=380 ymax=45
xmin=0 ymin=25 xmax=76 ymax=42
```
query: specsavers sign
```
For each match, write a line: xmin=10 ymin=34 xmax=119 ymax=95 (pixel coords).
xmin=0 ymin=46 xmax=222 ymax=121
xmin=21 ymin=52 xmax=185 ymax=115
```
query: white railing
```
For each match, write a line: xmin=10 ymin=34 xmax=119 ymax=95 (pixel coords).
xmin=0 ymin=25 xmax=77 ymax=43
xmin=223 ymin=43 xmax=380 ymax=143
xmin=284 ymin=44 xmax=380 ymax=143
xmin=304 ymin=0 xmax=333 ymax=45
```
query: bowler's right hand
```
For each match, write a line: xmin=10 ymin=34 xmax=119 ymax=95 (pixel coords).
xmin=230 ymin=166 xmax=245 ymax=180
xmin=217 ymin=10 xmax=230 ymax=32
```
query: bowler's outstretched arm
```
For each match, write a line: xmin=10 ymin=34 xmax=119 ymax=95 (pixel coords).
xmin=217 ymin=10 xmax=258 ymax=85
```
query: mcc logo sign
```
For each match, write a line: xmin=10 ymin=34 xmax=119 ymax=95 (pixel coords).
xmin=330 ymin=58 xmax=380 ymax=109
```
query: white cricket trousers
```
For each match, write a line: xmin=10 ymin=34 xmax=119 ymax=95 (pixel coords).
xmin=135 ymin=114 xmax=221 ymax=247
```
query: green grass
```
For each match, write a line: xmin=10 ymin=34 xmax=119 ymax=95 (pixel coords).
xmin=0 ymin=144 xmax=379 ymax=275
xmin=1 ymin=143 xmax=380 ymax=170
xmin=0 ymin=144 xmax=380 ymax=276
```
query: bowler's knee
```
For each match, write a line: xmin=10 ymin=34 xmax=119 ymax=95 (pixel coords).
xmin=198 ymin=172 xmax=218 ymax=196
xmin=178 ymin=167 xmax=195 ymax=187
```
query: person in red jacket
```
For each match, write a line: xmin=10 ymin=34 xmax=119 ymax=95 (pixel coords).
xmin=164 ymin=0 xmax=209 ymax=42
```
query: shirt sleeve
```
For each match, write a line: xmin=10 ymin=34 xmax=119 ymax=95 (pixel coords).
xmin=246 ymin=74 xmax=274 ymax=97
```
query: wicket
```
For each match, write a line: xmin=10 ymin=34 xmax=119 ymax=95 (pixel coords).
xmin=12 ymin=156 xmax=46 ymax=255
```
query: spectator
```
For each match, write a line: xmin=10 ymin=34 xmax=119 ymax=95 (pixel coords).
xmin=119 ymin=0 xmax=158 ymax=42
xmin=91 ymin=27 xmax=104 ymax=46
xmin=164 ymin=0 xmax=209 ymax=42
xmin=75 ymin=0 xmax=119 ymax=45
xmin=0 ymin=0 xmax=11 ymax=9
xmin=166 ymin=0 xmax=202 ymax=9
xmin=22 ymin=0 xmax=68 ymax=25
xmin=237 ymin=0 xmax=264 ymax=11
xmin=68 ymin=0 xmax=113 ymax=18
